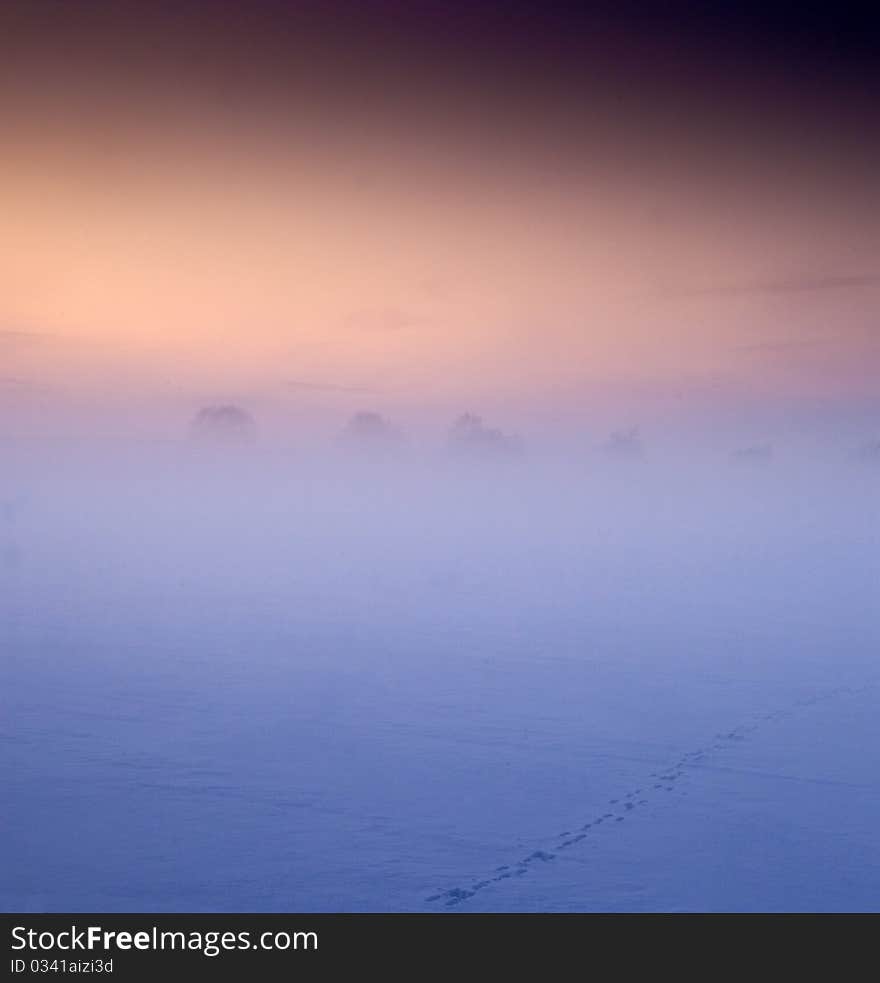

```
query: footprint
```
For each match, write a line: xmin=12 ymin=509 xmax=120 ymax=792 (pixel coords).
xmin=523 ymin=850 xmax=555 ymax=864
xmin=426 ymin=887 xmax=475 ymax=905
xmin=425 ymin=680 xmax=876 ymax=907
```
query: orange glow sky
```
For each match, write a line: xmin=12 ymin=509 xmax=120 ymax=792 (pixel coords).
xmin=1 ymin=3 xmax=878 ymax=439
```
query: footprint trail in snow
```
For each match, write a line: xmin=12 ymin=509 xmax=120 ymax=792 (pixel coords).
xmin=425 ymin=680 xmax=876 ymax=907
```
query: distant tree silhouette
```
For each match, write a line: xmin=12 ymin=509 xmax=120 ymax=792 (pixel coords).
xmin=190 ymin=405 xmax=256 ymax=443
xmin=732 ymin=443 xmax=773 ymax=465
xmin=448 ymin=413 xmax=523 ymax=458
xmin=602 ymin=427 xmax=643 ymax=459
xmin=0 ymin=496 xmax=25 ymax=572
xmin=1 ymin=495 xmax=28 ymax=524
xmin=855 ymin=439 xmax=880 ymax=465
xmin=340 ymin=411 xmax=402 ymax=447
xmin=0 ymin=538 xmax=21 ymax=571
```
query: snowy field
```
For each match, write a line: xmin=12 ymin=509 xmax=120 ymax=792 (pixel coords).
xmin=2 ymin=444 xmax=878 ymax=911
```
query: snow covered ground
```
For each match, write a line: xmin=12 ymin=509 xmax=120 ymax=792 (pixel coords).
xmin=2 ymin=445 xmax=878 ymax=911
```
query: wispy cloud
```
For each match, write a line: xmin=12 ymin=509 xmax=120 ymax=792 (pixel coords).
xmin=0 ymin=376 xmax=50 ymax=393
xmin=343 ymin=309 xmax=423 ymax=332
xmin=283 ymin=379 xmax=380 ymax=394
xmin=736 ymin=334 xmax=880 ymax=357
xmin=0 ymin=329 xmax=48 ymax=346
xmin=736 ymin=339 xmax=834 ymax=355
xmin=670 ymin=273 xmax=880 ymax=298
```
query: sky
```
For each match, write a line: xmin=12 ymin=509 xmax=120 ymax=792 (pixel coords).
xmin=1 ymin=1 xmax=878 ymax=442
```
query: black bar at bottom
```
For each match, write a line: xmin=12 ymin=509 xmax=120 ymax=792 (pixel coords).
xmin=2 ymin=913 xmax=876 ymax=979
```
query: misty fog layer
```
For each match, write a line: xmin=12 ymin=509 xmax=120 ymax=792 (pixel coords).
xmin=2 ymin=441 xmax=877 ymax=911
